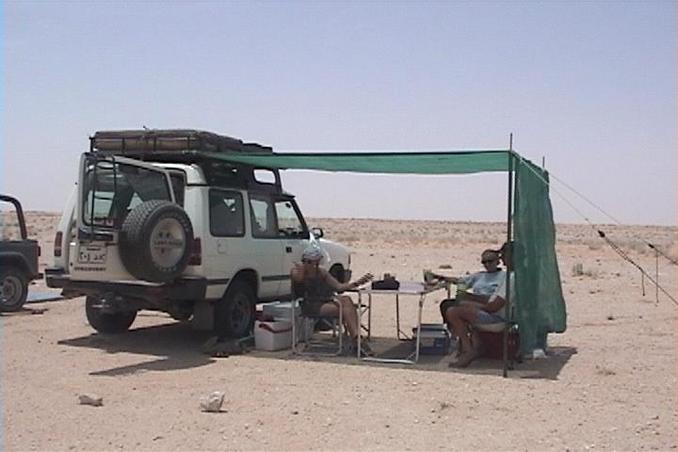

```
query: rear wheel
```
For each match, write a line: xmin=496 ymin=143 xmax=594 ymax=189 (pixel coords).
xmin=0 ymin=267 xmax=28 ymax=312
xmin=85 ymin=296 xmax=137 ymax=334
xmin=214 ymin=280 xmax=256 ymax=338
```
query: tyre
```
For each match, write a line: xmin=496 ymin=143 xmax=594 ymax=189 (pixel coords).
xmin=119 ymin=200 xmax=193 ymax=283
xmin=0 ymin=266 xmax=28 ymax=312
xmin=214 ymin=280 xmax=256 ymax=338
xmin=85 ymin=296 xmax=137 ymax=334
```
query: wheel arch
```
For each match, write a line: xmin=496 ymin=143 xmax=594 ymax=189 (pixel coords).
xmin=224 ymin=268 xmax=259 ymax=299
xmin=0 ymin=254 xmax=30 ymax=274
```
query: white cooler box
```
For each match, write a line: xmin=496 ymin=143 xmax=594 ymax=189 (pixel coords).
xmin=254 ymin=320 xmax=293 ymax=351
xmin=261 ymin=302 xmax=313 ymax=340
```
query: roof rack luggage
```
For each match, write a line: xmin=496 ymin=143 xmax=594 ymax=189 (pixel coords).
xmin=90 ymin=129 xmax=273 ymax=157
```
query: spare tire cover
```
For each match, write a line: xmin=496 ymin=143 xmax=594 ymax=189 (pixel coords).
xmin=119 ymin=200 xmax=193 ymax=283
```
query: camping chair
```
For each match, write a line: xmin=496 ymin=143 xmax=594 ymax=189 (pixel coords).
xmin=471 ymin=304 xmax=520 ymax=365
xmin=291 ymin=297 xmax=344 ymax=356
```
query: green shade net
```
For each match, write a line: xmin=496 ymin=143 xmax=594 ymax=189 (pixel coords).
xmin=207 ymin=149 xmax=567 ymax=355
xmin=513 ymin=156 xmax=567 ymax=353
xmin=205 ymin=150 xmax=510 ymax=174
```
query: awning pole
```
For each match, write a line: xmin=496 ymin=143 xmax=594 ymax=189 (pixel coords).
xmin=503 ymin=134 xmax=514 ymax=378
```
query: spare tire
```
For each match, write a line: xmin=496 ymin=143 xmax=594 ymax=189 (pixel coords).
xmin=119 ymin=200 xmax=193 ymax=282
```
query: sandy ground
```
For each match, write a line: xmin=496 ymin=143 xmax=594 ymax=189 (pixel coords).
xmin=2 ymin=213 xmax=677 ymax=451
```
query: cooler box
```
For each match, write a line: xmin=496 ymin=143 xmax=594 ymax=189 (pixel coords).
xmin=254 ymin=320 xmax=293 ymax=351
xmin=261 ymin=301 xmax=312 ymax=340
xmin=262 ymin=301 xmax=301 ymax=321
xmin=412 ymin=323 xmax=451 ymax=355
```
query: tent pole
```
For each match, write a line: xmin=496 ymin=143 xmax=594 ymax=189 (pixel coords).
xmin=503 ymin=134 xmax=514 ymax=378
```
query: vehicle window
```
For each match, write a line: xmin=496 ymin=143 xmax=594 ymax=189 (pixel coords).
xmin=0 ymin=201 xmax=21 ymax=240
xmin=169 ymin=172 xmax=186 ymax=207
xmin=82 ymin=159 xmax=171 ymax=228
xmin=209 ymin=190 xmax=244 ymax=237
xmin=274 ymin=199 xmax=306 ymax=238
xmin=249 ymin=196 xmax=277 ymax=238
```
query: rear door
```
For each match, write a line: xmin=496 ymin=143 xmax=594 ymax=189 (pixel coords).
xmin=247 ymin=193 xmax=286 ymax=298
xmin=73 ymin=154 xmax=175 ymax=281
xmin=273 ymin=197 xmax=310 ymax=296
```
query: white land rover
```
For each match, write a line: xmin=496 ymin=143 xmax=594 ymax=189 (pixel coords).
xmin=46 ymin=130 xmax=351 ymax=337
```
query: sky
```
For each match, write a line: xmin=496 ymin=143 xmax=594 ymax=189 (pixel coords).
xmin=1 ymin=1 xmax=676 ymax=226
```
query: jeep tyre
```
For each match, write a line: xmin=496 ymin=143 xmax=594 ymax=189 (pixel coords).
xmin=0 ymin=266 xmax=28 ymax=312
xmin=214 ymin=280 xmax=256 ymax=338
xmin=85 ymin=295 xmax=137 ymax=333
xmin=119 ymin=200 xmax=193 ymax=283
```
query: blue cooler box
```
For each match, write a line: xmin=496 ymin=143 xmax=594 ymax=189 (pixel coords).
xmin=413 ymin=323 xmax=451 ymax=355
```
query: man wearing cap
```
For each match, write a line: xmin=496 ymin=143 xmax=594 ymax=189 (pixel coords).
xmin=290 ymin=245 xmax=373 ymax=355
xmin=435 ymin=248 xmax=505 ymax=322
xmin=443 ymin=244 xmax=514 ymax=367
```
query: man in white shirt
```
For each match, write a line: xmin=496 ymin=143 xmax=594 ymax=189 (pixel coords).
xmin=446 ymin=243 xmax=514 ymax=368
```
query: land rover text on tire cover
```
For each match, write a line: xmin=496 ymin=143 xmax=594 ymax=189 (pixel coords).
xmin=45 ymin=129 xmax=351 ymax=337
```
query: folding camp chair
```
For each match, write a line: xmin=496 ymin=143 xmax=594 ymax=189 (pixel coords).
xmin=291 ymin=297 xmax=344 ymax=356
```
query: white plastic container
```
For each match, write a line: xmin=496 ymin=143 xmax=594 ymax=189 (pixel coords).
xmin=262 ymin=301 xmax=301 ymax=321
xmin=254 ymin=320 xmax=293 ymax=351
xmin=262 ymin=301 xmax=312 ymax=340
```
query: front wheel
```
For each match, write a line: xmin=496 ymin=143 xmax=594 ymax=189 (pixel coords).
xmin=214 ymin=280 xmax=256 ymax=338
xmin=85 ymin=296 xmax=137 ymax=334
xmin=0 ymin=267 xmax=28 ymax=312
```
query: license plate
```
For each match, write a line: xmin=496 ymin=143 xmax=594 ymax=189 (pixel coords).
xmin=78 ymin=245 xmax=107 ymax=264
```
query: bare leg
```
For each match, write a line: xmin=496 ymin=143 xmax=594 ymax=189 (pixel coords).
xmin=445 ymin=306 xmax=480 ymax=367
xmin=317 ymin=297 xmax=359 ymax=339
xmin=337 ymin=295 xmax=359 ymax=339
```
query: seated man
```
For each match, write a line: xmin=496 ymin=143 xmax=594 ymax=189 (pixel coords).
xmin=443 ymin=243 xmax=514 ymax=367
xmin=435 ymin=248 xmax=505 ymax=325
xmin=290 ymin=245 xmax=373 ymax=356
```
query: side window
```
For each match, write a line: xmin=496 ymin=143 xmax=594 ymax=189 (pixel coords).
xmin=169 ymin=172 xmax=186 ymax=207
xmin=209 ymin=190 xmax=244 ymax=237
xmin=249 ymin=196 xmax=277 ymax=238
xmin=0 ymin=200 xmax=22 ymax=240
xmin=274 ymin=199 xmax=306 ymax=238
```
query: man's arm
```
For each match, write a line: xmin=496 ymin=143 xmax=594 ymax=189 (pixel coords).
xmin=483 ymin=295 xmax=506 ymax=313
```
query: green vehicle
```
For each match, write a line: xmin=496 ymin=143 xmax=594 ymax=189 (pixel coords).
xmin=0 ymin=194 xmax=41 ymax=311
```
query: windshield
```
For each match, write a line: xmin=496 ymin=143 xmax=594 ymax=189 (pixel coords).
xmin=82 ymin=158 xmax=171 ymax=228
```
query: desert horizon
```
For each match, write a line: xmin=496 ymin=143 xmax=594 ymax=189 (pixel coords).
xmin=2 ymin=210 xmax=676 ymax=450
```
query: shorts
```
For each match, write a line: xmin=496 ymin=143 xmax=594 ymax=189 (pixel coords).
xmin=301 ymin=299 xmax=333 ymax=317
xmin=474 ymin=310 xmax=505 ymax=324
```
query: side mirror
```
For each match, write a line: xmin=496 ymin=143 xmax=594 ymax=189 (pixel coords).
xmin=311 ymin=227 xmax=324 ymax=239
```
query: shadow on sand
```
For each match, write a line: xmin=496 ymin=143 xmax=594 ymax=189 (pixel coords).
xmin=58 ymin=320 xmax=216 ymax=377
xmin=247 ymin=335 xmax=577 ymax=380
xmin=59 ymin=321 xmax=576 ymax=380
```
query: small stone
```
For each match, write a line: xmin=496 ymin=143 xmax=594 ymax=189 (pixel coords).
xmin=291 ymin=410 xmax=299 ymax=415
xmin=607 ymin=315 xmax=615 ymax=321
xmin=78 ymin=394 xmax=103 ymax=407
xmin=200 ymin=391 xmax=225 ymax=413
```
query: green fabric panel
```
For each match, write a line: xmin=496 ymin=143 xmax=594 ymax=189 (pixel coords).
xmin=513 ymin=156 xmax=567 ymax=355
xmin=204 ymin=150 xmax=510 ymax=174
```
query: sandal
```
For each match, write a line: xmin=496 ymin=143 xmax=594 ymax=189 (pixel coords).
xmin=449 ymin=349 xmax=479 ymax=368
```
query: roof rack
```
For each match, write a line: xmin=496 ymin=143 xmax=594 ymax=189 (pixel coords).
xmin=90 ymin=129 xmax=273 ymax=157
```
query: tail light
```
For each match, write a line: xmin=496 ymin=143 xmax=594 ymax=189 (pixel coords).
xmin=188 ymin=238 xmax=201 ymax=265
xmin=54 ymin=231 xmax=63 ymax=257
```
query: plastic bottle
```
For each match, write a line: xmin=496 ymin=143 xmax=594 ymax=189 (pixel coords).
xmin=455 ymin=281 xmax=468 ymax=300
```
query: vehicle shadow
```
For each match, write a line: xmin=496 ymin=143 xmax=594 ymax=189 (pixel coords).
xmin=58 ymin=321 xmax=216 ymax=377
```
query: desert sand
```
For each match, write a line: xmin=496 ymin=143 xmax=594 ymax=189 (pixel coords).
xmin=2 ymin=213 xmax=677 ymax=451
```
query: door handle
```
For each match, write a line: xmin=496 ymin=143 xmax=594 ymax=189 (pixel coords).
xmin=286 ymin=246 xmax=292 ymax=253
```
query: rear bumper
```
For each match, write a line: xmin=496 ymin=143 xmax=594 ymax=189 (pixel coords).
xmin=45 ymin=267 xmax=207 ymax=301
